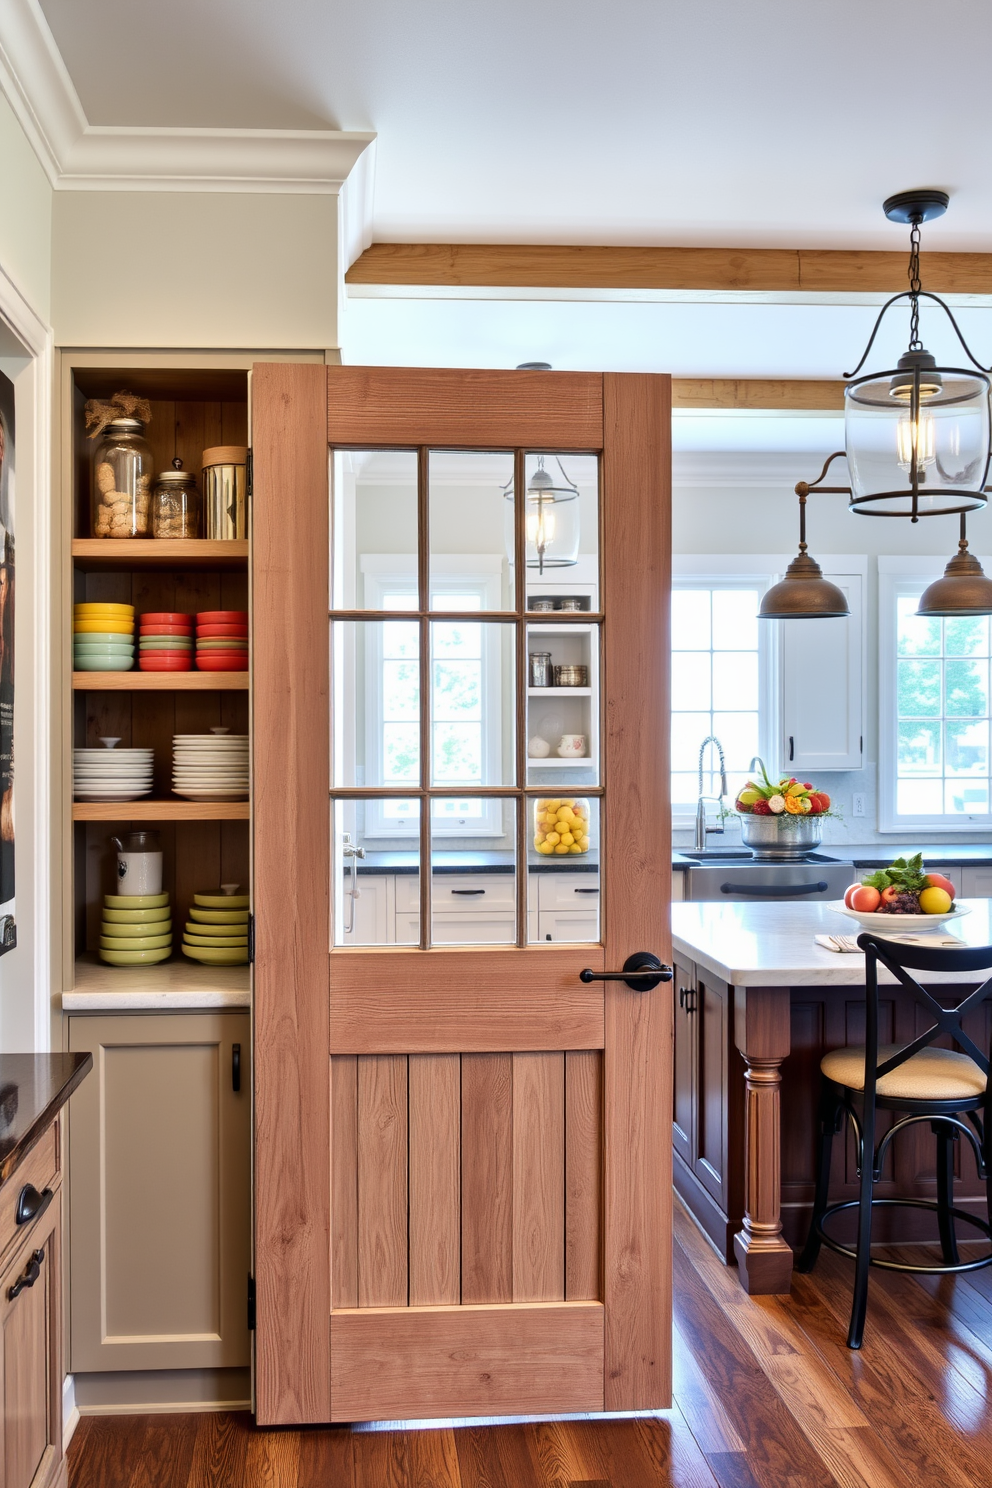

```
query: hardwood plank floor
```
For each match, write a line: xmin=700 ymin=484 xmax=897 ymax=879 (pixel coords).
xmin=67 ymin=1198 xmax=992 ymax=1488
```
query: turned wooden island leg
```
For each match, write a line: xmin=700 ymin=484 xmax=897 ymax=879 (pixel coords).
xmin=732 ymin=984 xmax=794 ymax=1295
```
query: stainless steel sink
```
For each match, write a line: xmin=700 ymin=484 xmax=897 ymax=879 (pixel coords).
xmin=678 ymin=850 xmax=752 ymax=861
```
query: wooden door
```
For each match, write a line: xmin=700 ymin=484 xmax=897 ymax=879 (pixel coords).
xmin=252 ymin=365 xmax=672 ymax=1425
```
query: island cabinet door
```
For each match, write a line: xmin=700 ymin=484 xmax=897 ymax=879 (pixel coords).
xmin=252 ymin=365 xmax=673 ymax=1425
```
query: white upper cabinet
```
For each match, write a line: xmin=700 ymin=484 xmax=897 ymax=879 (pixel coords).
xmin=779 ymin=565 xmax=865 ymax=773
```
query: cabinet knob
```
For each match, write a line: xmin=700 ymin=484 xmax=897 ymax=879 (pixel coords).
xmin=678 ymin=986 xmax=697 ymax=1013
xmin=15 ymin=1184 xmax=53 ymax=1227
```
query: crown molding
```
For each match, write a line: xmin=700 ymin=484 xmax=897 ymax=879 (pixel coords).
xmin=0 ymin=0 xmax=375 ymax=200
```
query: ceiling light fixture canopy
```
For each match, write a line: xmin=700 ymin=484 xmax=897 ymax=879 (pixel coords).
xmin=758 ymin=478 xmax=850 ymax=619
xmin=797 ymin=190 xmax=992 ymax=525
xmin=916 ymin=515 xmax=992 ymax=616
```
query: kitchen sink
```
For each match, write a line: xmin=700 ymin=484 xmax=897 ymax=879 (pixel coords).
xmin=678 ymin=849 xmax=752 ymax=861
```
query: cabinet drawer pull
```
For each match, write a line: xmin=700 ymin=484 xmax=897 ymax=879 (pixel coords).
xmin=15 ymin=1184 xmax=53 ymax=1228
xmin=8 ymin=1247 xmax=44 ymax=1301
xmin=678 ymin=986 xmax=697 ymax=1013
xmin=574 ymin=887 xmax=599 ymax=895
xmin=232 ymin=1044 xmax=241 ymax=1093
xmin=789 ymin=735 xmax=795 ymax=761
xmin=451 ymin=889 xmax=485 ymax=896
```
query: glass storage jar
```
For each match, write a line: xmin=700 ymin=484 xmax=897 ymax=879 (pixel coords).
xmin=91 ymin=418 xmax=153 ymax=538
xmin=533 ymin=797 xmax=591 ymax=855
xmin=152 ymin=459 xmax=202 ymax=538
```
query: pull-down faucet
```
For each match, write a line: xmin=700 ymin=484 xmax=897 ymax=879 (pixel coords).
xmin=695 ymin=735 xmax=728 ymax=852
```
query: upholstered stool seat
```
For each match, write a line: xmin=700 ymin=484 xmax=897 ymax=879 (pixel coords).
xmin=798 ymin=932 xmax=992 ymax=1349
xmin=821 ymin=1043 xmax=987 ymax=1102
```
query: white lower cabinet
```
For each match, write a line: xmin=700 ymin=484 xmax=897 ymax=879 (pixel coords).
xmin=67 ymin=1010 xmax=251 ymax=1373
xmin=350 ymin=869 xmax=601 ymax=944
xmin=536 ymin=910 xmax=599 ymax=942
xmin=958 ymin=867 xmax=992 ymax=898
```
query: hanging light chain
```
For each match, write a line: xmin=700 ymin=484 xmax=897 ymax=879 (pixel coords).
xmin=908 ymin=218 xmax=923 ymax=351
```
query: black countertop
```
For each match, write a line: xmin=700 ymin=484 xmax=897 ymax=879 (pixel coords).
xmin=0 ymin=1053 xmax=92 ymax=1187
xmin=673 ymin=843 xmax=992 ymax=869
xmin=358 ymin=850 xmax=598 ymax=876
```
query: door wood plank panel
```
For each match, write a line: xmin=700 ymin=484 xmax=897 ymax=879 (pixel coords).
xmin=565 ymin=1050 xmax=602 ymax=1301
xmin=252 ymin=363 xmax=331 ymax=1425
xmin=329 ymin=1303 xmax=605 ymax=1421
xmin=357 ymin=1055 xmax=409 ymax=1309
xmin=330 ymin=948 xmax=604 ymax=1053
xmin=409 ymin=1055 xmax=461 ymax=1307
xmin=601 ymin=372 xmax=673 ymax=1410
xmin=461 ymin=1054 xmax=513 ymax=1304
xmin=327 ymin=367 xmax=603 ymax=450
xmin=512 ymin=1053 xmax=565 ymax=1303
xmin=330 ymin=1055 xmax=358 ymax=1309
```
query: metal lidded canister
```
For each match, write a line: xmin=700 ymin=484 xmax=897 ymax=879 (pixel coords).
xmin=201 ymin=445 xmax=248 ymax=540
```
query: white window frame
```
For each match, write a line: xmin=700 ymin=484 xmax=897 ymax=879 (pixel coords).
xmin=878 ymin=555 xmax=992 ymax=833
xmin=670 ymin=557 xmax=785 ymax=831
xmin=361 ymin=555 xmax=507 ymax=838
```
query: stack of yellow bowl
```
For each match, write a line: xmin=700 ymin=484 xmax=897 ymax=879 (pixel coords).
xmin=74 ymin=602 xmax=135 ymax=672
xmin=182 ymin=888 xmax=249 ymax=965
xmin=99 ymin=891 xmax=172 ymax=965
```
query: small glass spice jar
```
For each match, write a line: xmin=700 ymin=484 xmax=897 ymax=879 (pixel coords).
xmin=91 ymin=418 xmax=153 ymax=538
xmin=152 ymin=459 xmax=202 ymax=539
xmin=529 ymin=651 xmax=553 ymax=687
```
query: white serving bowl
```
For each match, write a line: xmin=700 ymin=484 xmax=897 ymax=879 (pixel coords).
xmin=829 ymin=900 xmax=971 ymax=933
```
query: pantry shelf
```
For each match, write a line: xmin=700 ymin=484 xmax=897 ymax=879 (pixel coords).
xmin=72 ymin=800 xmax=249 ymax=822
xmin=527 ymin=686 xmax=592 ymax=697
xmin=527 ymin=757 xmax=594 ymax=767
xmin=73 ymin=671 xmax=248 ymax=691
xmin=72 ymin=538 xmax=248 ymax=570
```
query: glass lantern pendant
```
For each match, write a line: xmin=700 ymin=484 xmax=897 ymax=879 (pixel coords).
xmin=504 ymin=455 xmax=581 ymax=573
xmin=843 ymin=191 xmax=991 ymax=521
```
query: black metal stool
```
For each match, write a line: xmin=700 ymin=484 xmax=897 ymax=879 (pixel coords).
xmin=797 ymin=932 xmax=992 ymax=1349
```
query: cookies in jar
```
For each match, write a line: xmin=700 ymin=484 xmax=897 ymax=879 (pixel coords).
xmin=85 ymin=394 xmax=154 ymax=540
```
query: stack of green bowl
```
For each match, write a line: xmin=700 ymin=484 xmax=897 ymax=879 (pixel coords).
xmin=99 ymin=891 xmax=172 ymax=964
xmin=182 ymin=889 xmax=249 ymax=964
xmin=74 ymin=601 xmax=135 ymax=671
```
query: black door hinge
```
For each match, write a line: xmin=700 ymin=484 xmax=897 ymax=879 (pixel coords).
xmin=247 ymin=1275 xmax=256 ymax=1331
xmin=247 ymin=912 xmax=255 ymax=965
xmin=245 ymin=448 xmax=253 ymax=499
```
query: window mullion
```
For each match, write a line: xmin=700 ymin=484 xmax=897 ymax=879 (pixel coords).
xmin=418 ymin=446 xmax=431 ymax=949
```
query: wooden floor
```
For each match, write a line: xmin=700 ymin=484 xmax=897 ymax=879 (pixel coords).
xmin=68 ymin=1200 xmax=992 ymax=1488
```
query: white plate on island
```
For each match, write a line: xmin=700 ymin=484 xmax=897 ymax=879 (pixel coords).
xmin=829 ymin=900 xmax=971 ymax=933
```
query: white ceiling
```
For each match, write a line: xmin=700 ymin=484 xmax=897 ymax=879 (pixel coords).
xmin=35 ymin=0 xmax=992 ymax=249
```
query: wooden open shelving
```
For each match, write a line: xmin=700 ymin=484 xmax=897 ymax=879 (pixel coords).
xmin=72 ymin=800 xmax=249 ymax=822
xmin=72 ymin=538 xmax=248 ymax=570
xmin=74 ymin=671 xmax=248 ymax=691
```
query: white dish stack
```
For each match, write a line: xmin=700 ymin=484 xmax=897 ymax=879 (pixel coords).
xmin=74 ymin=737 xmax=154 ymax=801
xmin=172 ymin=728 xmax=249 ymax=801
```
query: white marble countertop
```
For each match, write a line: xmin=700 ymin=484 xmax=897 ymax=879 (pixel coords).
xmin=671 ymin=899 xmax=992 ymax=987
xmin=61 ymin=957 xmax=250 ymax=1011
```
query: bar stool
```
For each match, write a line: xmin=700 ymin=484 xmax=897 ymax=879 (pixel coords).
xmin=797 ymin=932 xmax=992 ymax=1349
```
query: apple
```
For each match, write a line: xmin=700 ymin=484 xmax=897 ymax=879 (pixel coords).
xmin=924 ymin=872 xmax=956 ymax=899
xmin=851 ymin=885 xmax=881 ymax=912
xmin=751 ymin=799 xmax=772 ymax=815
xmin=817 ymin=791 xmax=831 ymax=810
xmin=844 ymin=883 xmax=863 ymax=908
xmin=880 ymin=885 xmax=900 ymax=906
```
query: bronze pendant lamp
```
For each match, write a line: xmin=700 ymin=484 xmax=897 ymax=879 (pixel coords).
xmin=766 ymin=190 xmax=992 ymax=620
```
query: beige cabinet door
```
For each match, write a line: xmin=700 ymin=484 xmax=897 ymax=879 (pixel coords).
xmin=67 ymin=1011 xmax=250 ymax=1372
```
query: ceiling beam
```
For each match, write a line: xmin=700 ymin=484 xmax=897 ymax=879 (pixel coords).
xmin=671 ymin=380 xmax=844 ymax=411
xmin=346 ymin=243 xmax=992 ymax=297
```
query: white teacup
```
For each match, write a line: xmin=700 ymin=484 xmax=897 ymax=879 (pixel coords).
xmin=557 ymin=734 xmax=587 ymax=757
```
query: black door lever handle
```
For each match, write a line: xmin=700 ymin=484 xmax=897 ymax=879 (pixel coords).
xmin=580 ymin=952 xmax=672 ymax=991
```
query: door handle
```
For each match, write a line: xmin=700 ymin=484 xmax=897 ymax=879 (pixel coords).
xmin=8 ymin=1247 xmax=44 ymax=1301
xmin=16 ymin=1184 xmax=53 ymax=1227
xmin=789 ymin=735 xmax=794 ymax=761
xmin=580 ymin=952 xmax=672 ymax=991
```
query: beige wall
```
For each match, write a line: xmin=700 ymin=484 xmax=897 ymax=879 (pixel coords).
xmin=0 ymin=93 xmax=52 ymax=323
xmin=52 ymin=191 xmax=337 ymax=349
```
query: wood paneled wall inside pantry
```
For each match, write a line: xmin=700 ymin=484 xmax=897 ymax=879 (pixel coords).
xmin=73 ymin=395 xmax=248 ymax=537
xmin=330 ymin=1050 xmax=602 ymax=1310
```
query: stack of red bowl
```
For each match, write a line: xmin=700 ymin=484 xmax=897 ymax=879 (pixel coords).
xmin=139 ymin=611 xmax=193 ymax=671
xmin=196 ymin=611 xmax=248 ymax=671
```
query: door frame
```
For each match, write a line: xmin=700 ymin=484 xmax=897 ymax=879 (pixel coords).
xmin=251 ymin=364 xmax=672 ymax=1424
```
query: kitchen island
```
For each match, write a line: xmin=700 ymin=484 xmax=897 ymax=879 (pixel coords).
xmin=671 ymin=898 xmax=992 ymax=1295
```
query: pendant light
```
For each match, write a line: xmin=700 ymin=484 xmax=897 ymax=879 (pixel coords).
xmin=916 ymin=516 xmax=992 ymax=616
xmin=503 ymin=364 xmax=581 ymax=573
xmin=758 ymin=482 xmax=850 ymax=618
xmin=796 ymin=190 xmax=992 ymax=524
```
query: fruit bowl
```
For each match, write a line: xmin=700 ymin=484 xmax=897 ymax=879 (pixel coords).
xmin=829 ymin=901 xmax=970 ymax=933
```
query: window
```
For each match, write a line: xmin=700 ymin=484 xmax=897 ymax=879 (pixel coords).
xmin=670 ymin=564 xmax=778 ymax=820
xmin=880 ymin=559 xmax=992 ymax=830
xmin=363 ymin=558 xmax=506 ymax=836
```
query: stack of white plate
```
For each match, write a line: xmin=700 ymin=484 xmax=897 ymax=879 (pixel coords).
xmin=172 ymin=728 xmax=249 ymax=801
xmin=74 ymin=738 xmax=154 ymax=801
